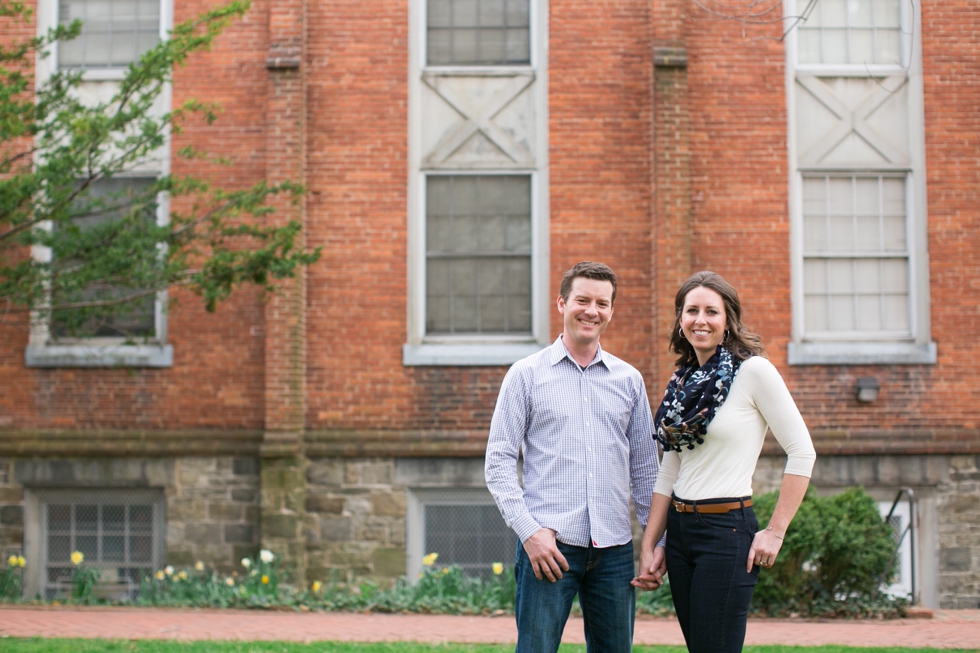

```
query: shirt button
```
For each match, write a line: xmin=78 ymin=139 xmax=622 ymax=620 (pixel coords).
xmin=586 ymin=422 xmax=590 ymax=427
xmin=589 ymin=473 xmax=593 ymax=478
xmin=587 ymin=447 xmax=592 ymax=452
xmin=584 ymin=398 xmax=588 ymax=402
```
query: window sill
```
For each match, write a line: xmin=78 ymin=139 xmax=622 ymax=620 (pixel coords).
xmin=402 ymin=342 xmax=545 ymax=366
xmin=787 ymin=341 xmax=936 ymax=365
xmin=25 ymin=344 xmax=173 ymax=368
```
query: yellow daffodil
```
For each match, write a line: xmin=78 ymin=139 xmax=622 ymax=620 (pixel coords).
xmin=177 ymin=571 xmax=187 ymax=581
xmin=155 ymin=570 xmax=165 ymax=580
xmin=261 ymin=574 xmax=270 ymax=584
xmin=195 ymin=561 xmax=204 ymax=571
xmin=70 ymin=551 xmax=84 ymax=566
xmin=422 ymin=552 xmax=438 ymax=566
xmin=165 ymin=565 xmax=174 ymax=576
xmin=225 ymin=577 xmax=235 ymax=587
xmin=492 ymin=562 xmax=504 ymax=575
xmin=7 ymin=555 xmax=16 ymax=567
xmin=312 ymin=580 xmax=322 ymax=592
xmin=441 ymin=567 xmax=449 ymax=574
xmin=241 ymin=558 xmax=251 ymax=568
xmin=16 ymin=556 xmax=24 ymax=568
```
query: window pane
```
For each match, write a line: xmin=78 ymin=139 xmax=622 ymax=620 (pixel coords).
xmin=425 ymin=503 xmax=515 ymax=580
xmin=59 ymin=0 xmax=160 ymax=69
xmin=850 ymin=0 xmax=875 ymax=27
xmin=49 ymin=505 xmax=72 ymax=531
xmin=855 ymin=216 xmax=879 ymax=252
xmin=854 ymin=259 xmax=880 ymax=293
xmin=797 ymin=30 xmax=821 ymax=64
xmin=803 ymin=259 xmax=827 ymax=293
xmin=850 ymin=29 xmax=874 ymax=64
xmin=48 ymin=535 xmax=72 ymax=561
xmin=855 ymin=294 xmax=882 ymax=331
xmin=803 ymin=215 xmax=827 ymax=252
xmin=883 ymin=294 xmax=909 ymax=331
xmin=427 ymin=0 xmax=529 ymax=65
xmin=76 ymin=505 xmax=98 ymax=532
xmin=103 ymin=505 xmax=125 ymax=532
xmin=804 ymin=295 xmax=829 ymax=333
xmin=881 ymin=259 xmax=909 ymax=293
xmin=822 ymin=0 xmax=848 ymax=27
xmin=823 ymin=29 xmax=849 ymax=64
xmin=876 ymin=0 xmax=900 ymax=27
xmin=828 ymin=295 xmax=855 ymax=331
xmin=103 ymin=535 xmax=125 ymax=561
xmin=426 ymin=176 xmax=532 ymax=334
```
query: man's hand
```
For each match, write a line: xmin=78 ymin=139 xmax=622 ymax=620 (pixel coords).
xmin=523 ymin=528 xmax=569 ymax=582
xmin=631 ymin=545 xmax=666 ymax=591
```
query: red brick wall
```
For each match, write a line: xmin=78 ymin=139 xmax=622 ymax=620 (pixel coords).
xmin=0 ymin=0 xmax=268 ymax=430
xmin=2 ymin=1 xmax=978 ymax=446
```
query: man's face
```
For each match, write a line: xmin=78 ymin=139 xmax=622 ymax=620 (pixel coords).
xmin=557 ymin=277 xmax=615 ymax=349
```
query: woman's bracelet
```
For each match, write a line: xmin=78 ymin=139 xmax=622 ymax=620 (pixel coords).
xmin=765 ymin=525 xmax=785 ymax=540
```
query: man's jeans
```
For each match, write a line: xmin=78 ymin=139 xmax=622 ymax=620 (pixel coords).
xmin=666 ymin=503 xmax=761 ymax=653
xmin=514 ymin=538 xmax=635 ymax=653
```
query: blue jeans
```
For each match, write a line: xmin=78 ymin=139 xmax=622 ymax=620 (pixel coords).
xmin=514 ymin=538 xmax=635 ymax=653
xmin=666 ymin=501 xmax=761 ymax=653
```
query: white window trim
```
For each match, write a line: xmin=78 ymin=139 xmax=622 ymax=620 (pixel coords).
xmin=405 ymin=486 xmax=510 ymax=582
xmin=27 ymin=0 xmax=174 ymax=368
xmin=37 ymin=0 xmax=174 ymax=82
xmin=23 ymin=487 xmax=167 ymax=599
xmin=405 ymin=0 xmax=549 ymax=366
xmin=785 ymin=0 xmax=933 ymax=366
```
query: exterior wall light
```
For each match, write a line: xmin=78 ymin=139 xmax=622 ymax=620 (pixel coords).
xmin=855 ymin=377 xmax=880 ymax=403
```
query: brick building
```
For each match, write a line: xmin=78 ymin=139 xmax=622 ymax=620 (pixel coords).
xmin=0 ymin=0 xmax=977 ymax=608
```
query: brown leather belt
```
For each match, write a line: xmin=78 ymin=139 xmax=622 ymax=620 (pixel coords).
xmin=672 ymin=498 xmax=752 ymax=514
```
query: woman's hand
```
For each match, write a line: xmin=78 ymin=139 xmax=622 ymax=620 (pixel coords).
xmin=747 ymin=526 xmax=783 ymax=572
xmin=631 ymin=544 xmax=666 ymax=590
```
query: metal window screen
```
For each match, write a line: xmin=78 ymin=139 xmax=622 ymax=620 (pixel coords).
xmin=801 ymin=174 xmax=910 ymax=337
xmin=59 ymin=0 xmax=160 ymax=69
xmin=426 ymin=175 xmax=532 ymax=335
xmin=427 ymin=0 xmax=530 ymax=66
xmin=41 ymin=491 xmax=163 ymax=600
xmin=50 ymin=177 xmax=158 ymax=339
xmin=424 ymin=503 xmax=515 ymax=579
xmin=797 ymin=0 xmax=901 ymax=65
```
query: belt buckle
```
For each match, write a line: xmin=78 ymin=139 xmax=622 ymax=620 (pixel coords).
xmin=673 ymin=499 xmax=684 ymax=513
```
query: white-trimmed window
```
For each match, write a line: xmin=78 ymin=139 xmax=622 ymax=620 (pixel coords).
xmin=57 ymin=0 xmax=161 ymax=70
xmin=24 ymin=489 xmax=166 ymax=600
xmin=786 ymin=0 xmax=934 ymax=365
xmin=405 ymin=0 xmax=548 ymax=366
xmin=406 ymin=488 xmax=515 ymax=580
xmin=27 ymin=0 xmax=173 ymax=367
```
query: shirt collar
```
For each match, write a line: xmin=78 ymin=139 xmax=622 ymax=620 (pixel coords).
xmin=549 ymin=335 xmax=608 ymax=370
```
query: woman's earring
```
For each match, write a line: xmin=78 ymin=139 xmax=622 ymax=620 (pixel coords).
xmin=678 ymin=327 xmax=685 ymax=340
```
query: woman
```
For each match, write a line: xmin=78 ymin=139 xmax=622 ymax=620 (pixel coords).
xmin=633 ymin=271 xmax=816 ymax=653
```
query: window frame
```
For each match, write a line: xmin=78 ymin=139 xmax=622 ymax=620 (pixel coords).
xmin=23 ymin=488 xmax=167 ymax=600
xmin=27 ymin=0 xmax=174 ymax=368
xmin=405 ymin=487 xmax=514 ymax=582
xmin=785 ymin=0 xmax=934 ymax=365
xmin=405 ymin=0 xmax=549 ymax=366
xmin=40 ymin=0 xmax=173 ymax=82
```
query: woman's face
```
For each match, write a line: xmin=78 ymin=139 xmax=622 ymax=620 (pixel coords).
xmin=680 ymin=286 xmax=728 ymax=366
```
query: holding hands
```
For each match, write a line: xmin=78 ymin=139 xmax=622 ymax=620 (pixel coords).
xmin=631 ymin=544 xmax=666 ymax=591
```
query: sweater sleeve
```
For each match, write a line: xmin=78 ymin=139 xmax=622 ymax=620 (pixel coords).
xmin=745 ymin=358 xmax=816 ymax=478
xmin=653 ymin=449 xmax=680 ymax=497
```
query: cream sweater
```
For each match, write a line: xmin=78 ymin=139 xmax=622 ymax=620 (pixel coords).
xmin=653 ymin=356 xmax=816 ymax=501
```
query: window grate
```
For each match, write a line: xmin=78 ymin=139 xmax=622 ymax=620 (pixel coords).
xmin=40 ymin=491 xmax=163 ymax=600
xmin=426 ymin=175 xmax=532 ymax=335
xmin=59 ymin=0 xmax=161 ymax=70
xmin=424 ymin=503 xmax=515 ymax=579
xmin=427 ymin=0 xmax=530 ymax=66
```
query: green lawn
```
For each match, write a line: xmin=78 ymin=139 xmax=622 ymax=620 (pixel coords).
xmin=1 ymin=641 xmax=977 ymax=653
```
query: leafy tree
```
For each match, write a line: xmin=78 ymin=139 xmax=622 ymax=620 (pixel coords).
xmin=0 ymin=0 xmax=319 ymax=338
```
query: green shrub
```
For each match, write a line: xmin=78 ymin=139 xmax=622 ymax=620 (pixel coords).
xmin=751 ymin=486 xmax=905 ymax=617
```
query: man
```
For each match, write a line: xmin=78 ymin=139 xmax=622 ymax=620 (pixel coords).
xmin=485 ymin=261 xmax=666 ymax=653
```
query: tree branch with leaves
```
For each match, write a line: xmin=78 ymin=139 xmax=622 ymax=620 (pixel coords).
xmin=0 ymin=0 xmax=320 ymax=338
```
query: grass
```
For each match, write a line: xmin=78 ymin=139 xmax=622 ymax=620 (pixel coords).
xmin=1 ymin=641 xmax=977 ymax=653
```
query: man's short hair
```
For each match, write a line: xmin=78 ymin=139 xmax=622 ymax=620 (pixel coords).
xmin=559 ymin=261 xmax=618 ymax=305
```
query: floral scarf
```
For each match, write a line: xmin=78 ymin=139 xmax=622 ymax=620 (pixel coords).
xmin=654 ymin=346 xmax=742 ymax=452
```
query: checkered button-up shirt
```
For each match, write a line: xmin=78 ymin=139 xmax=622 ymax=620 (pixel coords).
xmin=485 ymin=336 xmax=661 ymax=548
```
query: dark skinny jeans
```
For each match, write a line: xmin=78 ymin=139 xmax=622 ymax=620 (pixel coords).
xmin=666 ymin=500 xmax=761 ymax=653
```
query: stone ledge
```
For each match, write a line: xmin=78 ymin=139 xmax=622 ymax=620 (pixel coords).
xmin=0 ymin=429 xmax=262 ymax=457
xmin=761 ymin=429 xmax=980 ymax=457
xmin=305 ymin=430 xmax=488 ymax=458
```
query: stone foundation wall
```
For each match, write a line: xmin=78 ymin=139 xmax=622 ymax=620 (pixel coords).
xmin=0 ymin=456 xmax=260 ymax=578
xmin=304 ymin=458 xmax=406 ymax=583
xmin=937 ymin=455 xmax=980 ymax=608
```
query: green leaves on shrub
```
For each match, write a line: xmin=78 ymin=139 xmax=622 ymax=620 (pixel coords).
xmin=752 ymin=486 xmax=905 ymax=617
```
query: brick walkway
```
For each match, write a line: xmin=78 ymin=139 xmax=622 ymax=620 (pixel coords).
xmin=0 ymin=606 xmax=978 ymax=649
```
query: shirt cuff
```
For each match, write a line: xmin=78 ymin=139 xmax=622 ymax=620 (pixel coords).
xmin=511 ymin=513 xmax=544 ymax=543
xmin=657 ymin=534 xmax=667 ymax=548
